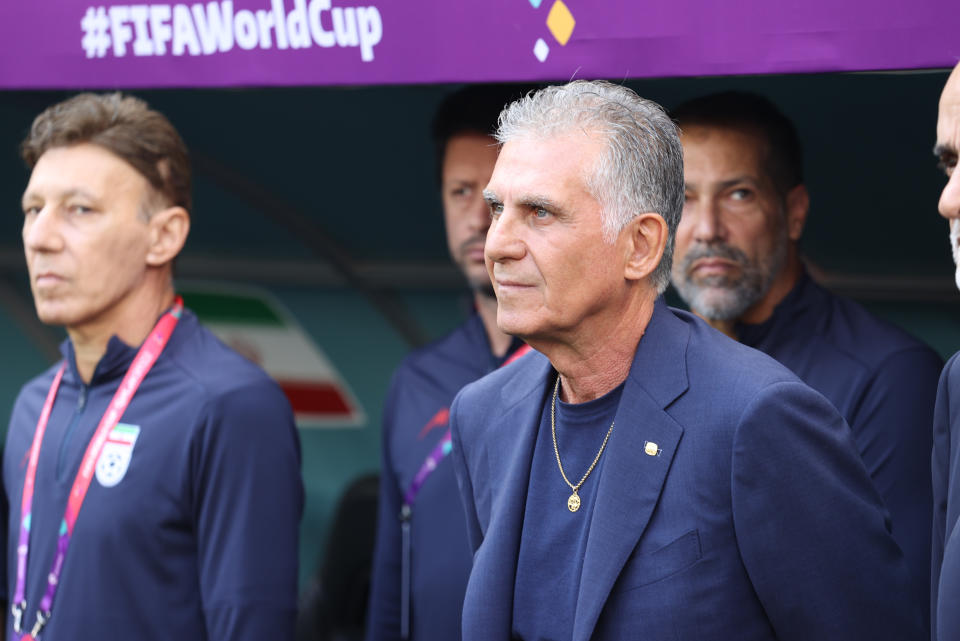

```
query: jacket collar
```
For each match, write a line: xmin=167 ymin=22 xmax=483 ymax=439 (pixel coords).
xmin=59 ymin=308 xmax=195 ymax=386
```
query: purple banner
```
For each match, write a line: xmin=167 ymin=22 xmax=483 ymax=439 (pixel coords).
xmin=1 ymin=0 xmax=958 ymax=89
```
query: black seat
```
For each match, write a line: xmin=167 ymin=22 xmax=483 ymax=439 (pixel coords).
xmin=297 ymin=473 xmax=380 ymax=641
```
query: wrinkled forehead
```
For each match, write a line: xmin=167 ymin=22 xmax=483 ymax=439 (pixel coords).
xmin=681 ymin=125 xmax=770 ymax=179
xmin=24 ymin=143 xmax=152 ymax=204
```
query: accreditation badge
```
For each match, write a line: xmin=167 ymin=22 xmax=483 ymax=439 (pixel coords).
xmin=95 ymin=423 xmax=141 ymax=487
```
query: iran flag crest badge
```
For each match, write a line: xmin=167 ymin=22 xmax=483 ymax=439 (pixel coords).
xmin=96 ymin=423 xmax=141 ymax=487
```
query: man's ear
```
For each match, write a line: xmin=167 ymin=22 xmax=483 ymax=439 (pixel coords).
xmin=785 ymin=184 xmax=809 ymax=241
xmin=623 ymin=212 xmax=668 ymax=282
xmin=146 ymin=206 xmax=190 ymax=267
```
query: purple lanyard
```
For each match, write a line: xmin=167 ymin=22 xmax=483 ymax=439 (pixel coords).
xmin=398 ymin=343 xmax=531 ymax=639
xmin=12 ymin=298 xmax=183 ymax=641
xmin=402 ymin=343 xmax=532 ymax=510
xmin=402 ymin=431 xmax=452 ymax=507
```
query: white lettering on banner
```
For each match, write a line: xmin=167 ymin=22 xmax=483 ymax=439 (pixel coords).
xmin=150 ymin=5 xmax=172 ymax=54
xmin=109 ymin=6 xmax=133 ymax=56
xmin=79 ymin=0 xmax=382 ymax=61
xmin=130 ymin=6 xmax=154 ymax=55
xmin=288 ymin=0 xmax=311 ymax=48
xmin=234 ymin=9 xmax=259 ymax=49
xmin=356 ymin=6 xmax=380 ymax=62
xmin=308 ymin=0 xmax=334 ymax=48
xmin=173 ymin=4 xmax=201 ymax=55
xmin=192 ymin=2 xmax=234 ymax=54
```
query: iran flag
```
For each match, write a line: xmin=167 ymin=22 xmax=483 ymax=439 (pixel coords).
xmin=181 ymin=285 xmax=364 ymax=428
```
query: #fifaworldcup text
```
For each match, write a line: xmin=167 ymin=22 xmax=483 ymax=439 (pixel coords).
xmin=81 ymin=0 xmax=383 ymax=62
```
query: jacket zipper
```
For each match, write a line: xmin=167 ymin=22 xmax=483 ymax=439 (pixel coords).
xmin=56 ymin=384 xmax=88 ymax=483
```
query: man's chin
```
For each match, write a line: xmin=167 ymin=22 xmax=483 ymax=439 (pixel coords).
xmin=34 ymin=307 xmax=71 ymax=328
xmin=494 ymin=316 xmax=530 ymax=340
xmin=690 ymin=291 xmax=754 ymax=322
xmin=674 ymin=282 xmax=746 ymax=321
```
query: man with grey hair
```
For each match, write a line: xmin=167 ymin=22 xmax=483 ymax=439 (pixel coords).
xmin=449 ymin=80 xmax=923 ymax=640
xmin=669 ymin=92 xmax=942 ymax=618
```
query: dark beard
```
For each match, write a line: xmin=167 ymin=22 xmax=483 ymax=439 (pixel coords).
xmin=473 ymin=281 xmax=497 ymax=299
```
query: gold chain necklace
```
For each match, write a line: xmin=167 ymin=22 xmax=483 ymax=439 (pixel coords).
xmin=550 ymin=374 xmax=615 ymax=513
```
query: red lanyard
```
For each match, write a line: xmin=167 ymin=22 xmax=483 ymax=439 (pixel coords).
xmin=12 ymin=297 xmax=183 ymax=641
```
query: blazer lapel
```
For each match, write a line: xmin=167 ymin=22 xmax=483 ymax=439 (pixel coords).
xmin=469 ymin=352 xmax=553 ymax=639
xmin=572 ymin=301 xmax=690 ymax=641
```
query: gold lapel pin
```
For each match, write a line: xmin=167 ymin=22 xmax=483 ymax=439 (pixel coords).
xmin=644 ymin=441 xmax=661 ymax=457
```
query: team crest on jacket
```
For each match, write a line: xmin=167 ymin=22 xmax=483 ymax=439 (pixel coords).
xmin=95 ymin=423 xmax=141 ymax=487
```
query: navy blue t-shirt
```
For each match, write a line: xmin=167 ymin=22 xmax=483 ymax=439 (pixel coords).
xmin=735 ymin=270 xmax=942 ymax=614
xmin=367 ymin=313 xmax=526 ymax=641
xmin=513 ymin=378 xmax=623 ymax=641
xmin=1 ymin=309 xmax=303 ymax=641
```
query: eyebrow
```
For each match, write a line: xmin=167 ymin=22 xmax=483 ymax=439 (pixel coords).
xmin=685 ymin=176 xmax=760 ymax=191
xmin=22 ymin=187 xmax=99 ymax=206
xmin=483 ymin=189 xmax=564 ymax=210
xmin=445 ymin=178 xmax=476 ymax=187
xmin=521 ymin=196 xmax=568 ymax=219
xmin=934 ymin=143 xmax=957 ymax=157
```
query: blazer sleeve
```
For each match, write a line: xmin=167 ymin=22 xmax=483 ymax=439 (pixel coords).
xmin=731 ymin=380 xmax=926 ymax=641
xmin=450 ymin=389 xmax=484 ymax=553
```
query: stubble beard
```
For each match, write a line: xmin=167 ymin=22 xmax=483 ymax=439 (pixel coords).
xmin=474 ymin=280 xmax=497 ymax=299
xmin=456 ymin=234 xmax=496 ymax=299
xmin=672 ymin=235 xmax=788 ymax=322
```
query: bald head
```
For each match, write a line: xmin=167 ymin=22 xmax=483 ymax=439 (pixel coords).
xmin=943 ymin=63 xmax=960 ymax=100
xmin=937 ymin=63 xmax=960 ymax=290
xmin=938 ymin=63 xmax=960 ymax=216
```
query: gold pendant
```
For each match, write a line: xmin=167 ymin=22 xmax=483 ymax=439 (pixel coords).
xmin=567 ymin=492 xmax=581 ymax=512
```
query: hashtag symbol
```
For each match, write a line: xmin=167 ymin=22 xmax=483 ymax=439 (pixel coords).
xmin=80 ymin=7 xmax=111 ymax=58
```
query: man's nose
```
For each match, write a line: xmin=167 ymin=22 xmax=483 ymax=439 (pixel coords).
xmin=23 ymin=206 xmax=64 ymax=253
xmin=940 ymin=170 xmax=960 ymax=222
xmin=689 ymin=200 xmax=726 ymax=243
xmin=485 ymin=207 xmax=524 ymax=263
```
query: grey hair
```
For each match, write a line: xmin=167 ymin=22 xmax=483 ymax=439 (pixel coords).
xmin=495 ymin=80 xmax=684 ymax=293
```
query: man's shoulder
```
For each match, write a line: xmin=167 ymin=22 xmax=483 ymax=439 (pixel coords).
xmin=942 ymin=351 xmax=960 ymax=388
xmin=20 ymin=358 xmax=66 ymax=391
xmin=12 ymin=358 xmax=69 ymax=411
xmin=673 ymin=307 xmax=805 ymax=401
xmin=391 ymin=316 xmax=491 ymax=396
xmin=167 ymin=314 xmax=286 ymax=404
xmin=454 ymin=348 xmax=547 ymax=411
xmin=400 ymin=316 xmax=486 ymax=372
xmin=808 ymin=281 xmax=940 ymax=368
xmin=675 ymin=307 xmax=799 ymax=380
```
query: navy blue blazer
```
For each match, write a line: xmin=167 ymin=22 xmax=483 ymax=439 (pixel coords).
xmin=932 ymin=352 xmax=960 ymax=640
xmin=450 ymin=301 xmax=924 ymax=641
